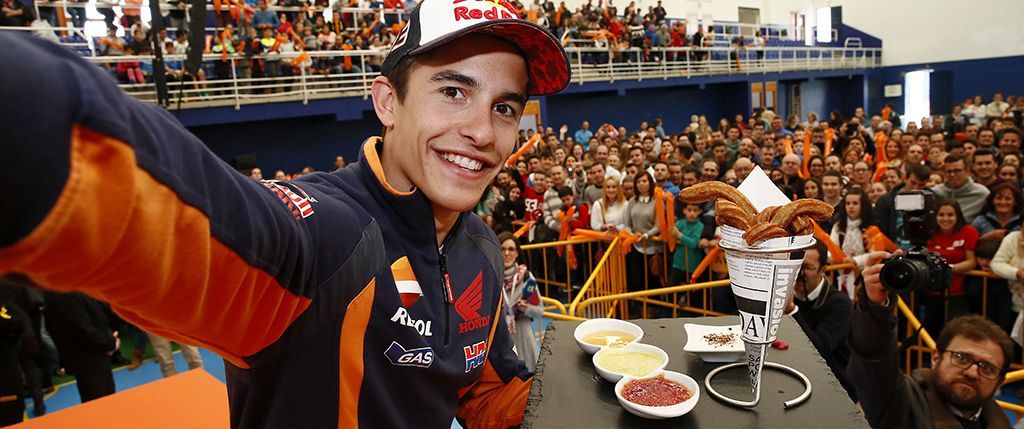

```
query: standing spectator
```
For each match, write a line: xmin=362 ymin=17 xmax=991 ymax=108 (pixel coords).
xmin=623 ymin=172 xmax=661 ymax=301
xmin=971 ymin=181 xmax=1022 ymax=241
xmin=931 ymin=155 xmax=990 ymax=220
xmin=574 ymin=121 xmax=593 ymax=149
xmin=122 ymin=0 xmax=142 ymax=28
xmin=0 ymin=296 xmax=29 ymax=425
xmin=830 ymin=187 xmax=873 ymax=298
xmin=669 ymin=201 xmax=703 ymax=286
xmin=590 ymin=177 xmax=626 ymax=233
xmin=147 ymin=334 xmax=204 ymax=378
xmin=253 ymin=0 xmax=280 ymax=29
xmin=95 ymin=0 xmax=118 ymax=29
xmin=497 ymin=233 xmax=543 ymax=372
xmin=44 ymin=292 xmax=118 ymax=403
xmin=925 ymin=200 xmax=978 ymax=336
xmin=990 ymin=231 xmax=1024 ymax=335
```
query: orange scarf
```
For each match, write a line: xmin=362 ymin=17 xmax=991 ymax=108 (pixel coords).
xmin=824 ymin=128 xmax=835 ymax=157
xmin=799 ymin=132 xmax=812 ymax=179
xmin=872 ymin=132 xmax=889 ymax=183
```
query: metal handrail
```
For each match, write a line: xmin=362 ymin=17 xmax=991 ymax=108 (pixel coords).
xmin=567 ymin=236 xmax=620 ymax=317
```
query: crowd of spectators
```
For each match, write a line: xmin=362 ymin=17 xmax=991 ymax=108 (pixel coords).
xmin=464 ymin=93 xmax=1024 ymax=339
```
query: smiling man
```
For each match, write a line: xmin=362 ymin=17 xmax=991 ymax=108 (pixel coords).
xmin=0 ymin=0 xmax=569 ymax=427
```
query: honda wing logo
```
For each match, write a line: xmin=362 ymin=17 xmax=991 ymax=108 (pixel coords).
xmin=455 ymin=271 xmax=490 ymax=333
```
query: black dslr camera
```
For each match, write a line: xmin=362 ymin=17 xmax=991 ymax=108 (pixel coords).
xmin=879 ymin=191 xmax=952 ymax=293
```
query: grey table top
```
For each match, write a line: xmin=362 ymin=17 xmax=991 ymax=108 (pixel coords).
xmin=523 ymin=316 xmax=870 ymax=428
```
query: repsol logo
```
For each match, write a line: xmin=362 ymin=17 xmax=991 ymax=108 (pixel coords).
xmin=391 ymin=307 xmax=433 ymax=337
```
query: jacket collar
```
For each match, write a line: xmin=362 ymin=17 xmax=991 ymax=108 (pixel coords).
xmin=355 ymin=137 xmax=460 ymax=246
xmin=913 ymin=369 xmax=1010 ymax=429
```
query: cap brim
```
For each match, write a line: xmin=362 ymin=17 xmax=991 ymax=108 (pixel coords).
xmin=407 ymin=19 xmax=570 ymax=97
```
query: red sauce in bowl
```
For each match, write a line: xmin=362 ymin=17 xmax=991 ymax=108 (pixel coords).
xmin=621 ymin=375 xmax=692 ymax=407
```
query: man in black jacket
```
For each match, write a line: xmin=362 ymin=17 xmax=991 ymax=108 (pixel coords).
xmin=851 ymin=252 xmax=1013 ymax=429
xmin=44 ymin=291 xmax=119 ymax=403
xmin=785 ymin=241 xmax=854 ymax=399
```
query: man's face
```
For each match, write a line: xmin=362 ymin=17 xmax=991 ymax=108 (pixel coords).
xmin=630 ymin=149 xmax=645 ymax=166
xmin=733 ymin=159 xmax=753 ymax=180
xmin=795 ymin=248 xmax=824 ymax=297
xmin=739 ymin=138 xmax=756 ymax=157
xmin=549 ymin=166 xmax=566 ymax=185
xmin=533 ymin=173 xmax=549 ymax=193
xmin=669 ymin=165 xmax=683 ymax=184
xmin=871 ymin=116 xmax=881 ymax=129
xmin=560 ymin=194 xmax=574 ymax=207
xmin=529 ymin=157 xmax=542 ymax=172
xmin=713 ymin=145 xmax=728 ymax=162
xmin=965 ymin=125 xmax=979 ymax=140
xmin=581 ymin=121 xmax=589 ymax=131
xmin=375 ymin=36 xmax=527 ymax=213
xmin=852 ymin=162 xmax=871 ymax=184
xmin=931 ymin=336 xmax=1005 ymax=413
xmin=781 ymin=155 xmax=800 ymax=176
xmin=854 ymin=107 xmax=864 ymax=118
xmin=496 ymin=171 xmax=511 ymax=187
xmin=710 ymin=131 xmax=724 ymax=143
xmin=771 ymin=118 xmax=783 ymax=132
xmin=589 ymin=164 xmax=605 ymax=184
xmin=700 ymin=161 xmax=719 ymax=181
xmin=973 ymin=154 xmax=996 ymax=179
xmin=907 ymin=145 xmax=924 ymax=163
xmin=1000 ymin=132 xmax=1020 ymax=156
xmin=595 ymin=145 xmax=609 ymax=164
xmin=825 ymin=156 xmax=841 ymax=172
xmin=930 ymin=133 xmax=945 ymax=148
xmin=979 ymin=130 xmax=995 ymax=146
xmin=822 ymin=177 xmax=841 ymax=198
xmin=945 ymin=160 xmax=968 ymax=188
xmin=682 ymin=172 xmax=698 ymax=187
xmin=727 ymin=128 xmax=739 ymax=141
xmin=643 ymin=138 xmax=655 ymax=152
xmin=760 ymin=146 xmax=775 ymax=164
xmin=905 ymin=173 xmax=928 ymax=191
xmin=653 ymin=164 xmax=668 ymax=182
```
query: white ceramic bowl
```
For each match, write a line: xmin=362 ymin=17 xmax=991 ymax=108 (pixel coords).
xmin=573 ymin=318 xmax=644 ymax=355
xmin=615 ymin=370 xmax=700 ymax=420
xmin=592 ymin=342 xmax=669 ymax=383
xmin=682 ymin=323 xmax=745 ymax=363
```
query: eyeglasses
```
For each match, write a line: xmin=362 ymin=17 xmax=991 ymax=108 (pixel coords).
xmin=944 ymin=350 xmax=1002 ymax=380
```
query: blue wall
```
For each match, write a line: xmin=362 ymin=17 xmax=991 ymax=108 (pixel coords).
xmin=864 ymin=55 xmax=1024 ymax=116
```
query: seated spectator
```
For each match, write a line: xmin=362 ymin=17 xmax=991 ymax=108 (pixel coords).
xmin=492 ymin=186 xmax=524 ymax=235
xmin=971 ymin=181 xmax=1022 ymax=241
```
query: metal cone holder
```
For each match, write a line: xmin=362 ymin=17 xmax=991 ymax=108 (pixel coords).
xmin=703 ymin=226 xmax=814 ymax=409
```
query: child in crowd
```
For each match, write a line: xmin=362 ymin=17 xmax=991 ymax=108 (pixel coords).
xmin=669 ymin=202 xmax=704 ymax=287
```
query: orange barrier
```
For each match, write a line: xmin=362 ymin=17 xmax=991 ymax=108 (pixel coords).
xmin=689 ymin=244 xmax=720 ymax=283
xmin=14 ymin=370 xmax=228 ymax=428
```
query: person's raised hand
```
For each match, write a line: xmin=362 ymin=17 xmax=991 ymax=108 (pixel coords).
xmin=862 ymin=251 xmax=892 ymax=304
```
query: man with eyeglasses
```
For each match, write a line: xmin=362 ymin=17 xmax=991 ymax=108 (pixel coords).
xmin=853 ymin=252 xmax=1014 ymax=429
xmin=931 ymin=154 xmax=991 ymax=220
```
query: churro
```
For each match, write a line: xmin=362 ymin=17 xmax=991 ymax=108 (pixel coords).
xmin=678 ymin=182 xmax=757 ymax=217
xmin=742 ymin=223 xmax=789 ymax=244
xmin=715 ymin=200 xmax=754 ymax=230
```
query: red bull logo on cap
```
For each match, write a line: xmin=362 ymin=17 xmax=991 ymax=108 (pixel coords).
xmin=452 ymin=0 xmax=518 ymax=21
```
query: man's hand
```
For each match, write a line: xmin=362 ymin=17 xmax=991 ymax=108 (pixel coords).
xmin=862 ymin=251 xmax=892 ymax=304
xmin=108 ymin=331 xmax=121 ymax=356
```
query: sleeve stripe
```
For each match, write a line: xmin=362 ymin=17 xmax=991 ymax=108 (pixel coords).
xmin=338 ymin=278 xmax=376 ymax=428
xmin=0 ymin=125 xmax=312 ymax=366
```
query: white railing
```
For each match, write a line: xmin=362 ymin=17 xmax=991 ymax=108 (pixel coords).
xmin=70 ymin=45 xmax=880 ymax=110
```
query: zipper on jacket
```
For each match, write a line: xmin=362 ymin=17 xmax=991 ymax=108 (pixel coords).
xmin=439 ymin=245 xmax=453 ymax=346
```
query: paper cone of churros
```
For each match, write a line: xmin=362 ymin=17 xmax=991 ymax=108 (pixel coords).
xmin=678 ymin=167 xmax=832 ymax=404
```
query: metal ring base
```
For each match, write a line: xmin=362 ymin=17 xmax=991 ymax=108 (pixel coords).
xmin=703 ymin=361 xmax=812 ymax=409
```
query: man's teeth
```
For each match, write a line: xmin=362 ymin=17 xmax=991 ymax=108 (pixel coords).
xmin=442 ymin=153 xmax=483 ymax=171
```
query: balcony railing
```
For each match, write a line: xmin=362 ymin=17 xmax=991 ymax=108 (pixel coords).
xmin=61 ymin=44 xmax=879 ymax=110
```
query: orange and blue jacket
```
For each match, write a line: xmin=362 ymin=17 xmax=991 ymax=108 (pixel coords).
xmin=0 ymin=32 xmax=531 ymax=428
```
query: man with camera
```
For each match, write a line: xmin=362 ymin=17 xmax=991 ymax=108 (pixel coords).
xmin=850 ymin=249 xmax=1013 ymax=429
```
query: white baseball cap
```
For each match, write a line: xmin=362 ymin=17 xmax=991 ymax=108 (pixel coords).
xmin=381 ymin=0 xmax=570 ymax=96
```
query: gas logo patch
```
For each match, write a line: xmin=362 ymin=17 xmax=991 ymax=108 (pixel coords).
xmin=463 ymin=340 xmax=486 ymax=373
xmin=385 ymin=341 xmax=434 ymax=368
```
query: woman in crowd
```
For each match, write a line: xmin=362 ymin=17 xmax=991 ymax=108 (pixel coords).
xmin=808 ymin=155 xmax=825 ymax=178
xmin=883 ymin=138 xmax=904 ymax=171
xmin=998 ymin=163 xmax=1020 ymax=185
xmin=927 ymin=172 xmax=945 ymax=188
xmin=785 ymin=114 xmax=801 ymax=132
xmin=867 ymin=182 xmax=887 ymax=207
xmin=830 ymin=187 xmax=874 ymax=297
xmin=590 ymin=177 xmax=627 ymax=233
xmin=623 ymin=172 xmax=661 ymax=303
xmin=497 ymin=233 xmax=543 ymax=372
xmin=571 ymin=143 xmax=585 ymax=161
xmin=802 ymin=177 xmax=822 ymax=201
xmin=925 ymin=199 xmax=978 ymax=335
xmin=971 ymin=181 xmax=1022 ymax=241
xmin=492 ymin=186 xmax=525 ymax=236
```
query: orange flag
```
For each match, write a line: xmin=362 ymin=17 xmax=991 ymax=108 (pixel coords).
xmin=872 ymin=132 xmax=889 ymax=183
xmin=653 ymin=187 xmax=677 ymax=252
xmin=864 ymin=226 xmax=898 ymax=252
xmin=689 ymin=245 xmax=720 ymax=283
xmin=824 ymin=128 xmax=835 ymax=157
xmin=783 ymin=135 xmax=794 ymax=156
xmin=512 ymin=221 xmax=534 ymax=239
xmin=812 ymin=220 xmax=848 ymax=263
xmin=556 ymin=207 xmax=578 ymax=269
xmin=506 ymin=134 xmax=541 ymax=167
xmin=799 ymin=131 xmax=812 ymax=179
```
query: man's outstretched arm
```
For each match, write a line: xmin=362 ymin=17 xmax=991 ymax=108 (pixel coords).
xmin=0 ymin=33 xmax=319 ymax=368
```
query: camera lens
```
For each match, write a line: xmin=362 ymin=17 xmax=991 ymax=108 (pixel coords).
xmin=880 ymin=257 xmax=930 ymax=293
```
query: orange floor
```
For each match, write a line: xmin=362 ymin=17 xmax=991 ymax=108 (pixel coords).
xmin=12 ymin=370 xmax=229 ymax=428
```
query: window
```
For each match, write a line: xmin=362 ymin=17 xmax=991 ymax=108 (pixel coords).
xmin=903 ymin=69 xmax=932 ymax=131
